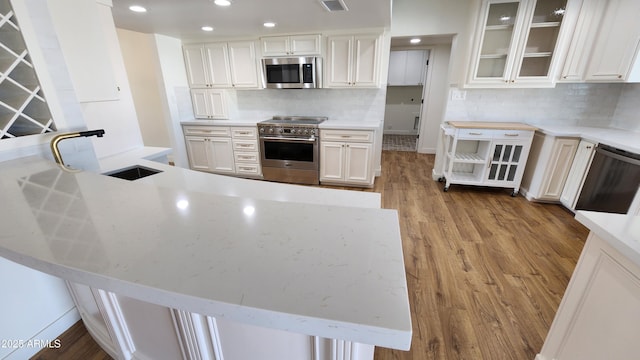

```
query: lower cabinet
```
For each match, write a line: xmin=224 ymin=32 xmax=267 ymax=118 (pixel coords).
xmin=520 ymin=132 xmax=579 ymax=202
xmin=560 ymin=139 xmax=596 ymax=210
xmin=185 ymin=135 xmax=235 ymax=174
xmin=538 ymin=230 xmax=640 ymax=360
xmin=183 ymin=125 xmax=261 ymax=177
xmin=320 ymin=129 xmax=375 ymax=187
xmin=68 ymin=283 xmax=374 ymax=360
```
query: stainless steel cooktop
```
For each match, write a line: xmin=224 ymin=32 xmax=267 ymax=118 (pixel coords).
xmin=259 ymin=116 xmax=327 ymax=127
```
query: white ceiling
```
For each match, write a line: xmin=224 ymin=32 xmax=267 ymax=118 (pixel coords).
xmin=111 ymin=0 xmax=392 ymax=41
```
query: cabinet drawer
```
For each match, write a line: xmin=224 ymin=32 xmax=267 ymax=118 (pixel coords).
xmin=233 ymin=140 xmax=258 ymax=151
xmin=320 ymin=129 xmax=373 ymax=142
xmin=183 ymin=125 xmax=231 ymax=137
xmin=234 ymin=151 xmax=259 ymax=164
xmin=231 ymin=127 xmax=257 ymax=139
xmin=491 ymin=130 xmax=534 ymax=140
xmin=235 ymin=163 xmax=261 ymax=175
xmin=456 ymin=129 xmax=493 ymax=139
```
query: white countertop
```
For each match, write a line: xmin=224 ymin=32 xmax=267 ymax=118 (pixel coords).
xmin=181 ymin=119 xmax=382 ymax=131
xmin=534 ymin=125 xmax=640 ymax=154
xmin=576 ymin=211 xmax=640 ymax=266
xmin=0 ymin=156 xmax=411 ymax=350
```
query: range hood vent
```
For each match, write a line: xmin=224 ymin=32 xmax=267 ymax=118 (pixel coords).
xmin=319 ymin=0 xmax=348 ymax=12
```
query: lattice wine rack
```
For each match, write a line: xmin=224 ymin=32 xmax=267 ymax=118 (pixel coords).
xmin=0 ymin=0 xmax=55 ymax=139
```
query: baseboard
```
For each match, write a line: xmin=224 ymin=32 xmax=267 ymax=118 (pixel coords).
xmin=2 ymin=307 xmax=80 ymax=360
xmin=418 ymin=147 xmax=436 ymax=154
xmin=382 ymin=130 xmax=418 ymax=135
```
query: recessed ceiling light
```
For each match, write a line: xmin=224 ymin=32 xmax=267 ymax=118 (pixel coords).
xmin=410 ymin=38 xmax=421 ymax=44
xmin=201 ymin=26 xmax=214 ymax=32
xmin=129 ymin=5 xmax=147 ymax=13
xmin=263 ymin=22 xmax=276 ymax=28
xmin=214 ymin=0 xmax=231 ymax=6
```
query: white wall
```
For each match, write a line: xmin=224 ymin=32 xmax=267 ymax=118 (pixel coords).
xmin=153 ymin=34 xmax=194 ymax=168
xmin=116 ymin=28 xmax=172 ymax=149
xmin=383 ymin=86 xmax=422 ymax=135
xmin=611 ymin=83 xmax=640 ymax=132
xmin=391 ymin=0 xmax=478 ymax=85
xmin=418 ymin=43 xmax=451 ymax=154
xmin=444 ymin=83 xmax=623 ymax=127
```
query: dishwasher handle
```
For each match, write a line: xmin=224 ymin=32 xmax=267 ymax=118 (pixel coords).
xmin=596 ymin=145 xmax=640 ymax=165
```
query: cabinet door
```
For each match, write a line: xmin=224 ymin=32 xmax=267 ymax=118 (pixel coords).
xmin=185 ymin=136 xmax=211 ymax=171
xmin=512 ymin=0 xmax=569 ymax=82
xmin=227 ymin=41 xmax=259 ymax=88
xmin=326 ymin=36 xmax=353 ymax=87
xmin=190 ymin=89 xmax=210 ymax=119
xmin=470 ymin=0 xmax=525 ymax=84
xmin=290 ymin=34 xmax=321 ymax=55
xmin=352 ymin=35 xmax=380 ymax=87
xmin=560 ymin=140 xmax=595 ymax=209
xmin=183 ymin=44 xmax=209 ymax=88
xmin=205 ymin=43 xmax=232 ymax=87
xmin=404 ymin=50 xmax=427 ymax=85
xmin=261 ymin=36 xmax=290 ymax=56
xmin=320 ymin=142 xmax=346 ymax=181
xmin=190 ymin=89 xmax=228 ymax=119
xmin=486 ymin=140 xmax=528 ymax=186
xmin=584 ymin=0 xmax=640 ymax=81
xmin=387 ymin=51 xmax=407 ymax=86
xmin=559 ymin=0 xmax=605 ymax=81
xmin=538 ymin=138 xmax=578 ymax=200
xmin=209 ymin=137 xmax=236 ymax=174
xmin=345 ymin=143 xmax=373 ymax=184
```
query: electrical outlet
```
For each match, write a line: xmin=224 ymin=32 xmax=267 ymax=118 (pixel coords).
xmin=451 ymin=89 xmax=467 ymax=101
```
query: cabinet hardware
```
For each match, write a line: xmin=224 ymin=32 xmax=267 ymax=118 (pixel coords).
xmin=586 ymin=146 xmax=592 ymax=149
xmin=469 ymin=132 xmax=482 ymax=136
xmin=341 ymin=135 xmax=351 ymax=138
xmin=505 ymin=133 xmax=519 ymax=137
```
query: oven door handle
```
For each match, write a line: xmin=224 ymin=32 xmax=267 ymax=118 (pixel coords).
xmin=260 ymin=136 xmax=316 ymax=142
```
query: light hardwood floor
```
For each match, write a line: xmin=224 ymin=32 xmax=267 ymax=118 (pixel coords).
xmin=32 ymin=152 xmax=588 ymax=360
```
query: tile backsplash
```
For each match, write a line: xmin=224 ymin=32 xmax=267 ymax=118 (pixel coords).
xmin=444 ymin=82 xmax=640 ymax=133
xmin=226 ymin=88 xmax=387 ymax=122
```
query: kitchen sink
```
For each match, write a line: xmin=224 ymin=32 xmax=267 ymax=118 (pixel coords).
xmin=104 ymin=165 xmax=162 ymax=180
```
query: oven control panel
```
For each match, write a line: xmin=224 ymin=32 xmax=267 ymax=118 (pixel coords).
xmin=258 ymin=126 xmax=317 ymax=137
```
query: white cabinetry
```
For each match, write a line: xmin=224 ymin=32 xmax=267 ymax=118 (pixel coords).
xmin=440 ymin=122 xmax=536 ymax=195
xmin=183 ymin=125 xmax=235 ymax=174
xmin=231 ymin=127 xmax=262 ymax=177
xmin=538 ymin=229 xmax=640 ymax=360
xmin=467 ymin=0 xmax=578 ymax=87
xmin=520 ymin=132 xmax=579 ymax=201
xmin=583 ymin=0 xmax=640 ymax=82
xmin=261 ymin=34 xmax=321 ymax=56
xmin=326 ymin=34 xmax=381 ymax=88
xmin=190 ymin=89 xmax=228 ymax=119
xmin=388 ymin=50 xmax=427 ymax=86
xmin=183 ymin=41 xmax=259 ymax=89
xmin=320 ymin=129 xmax=375 ymax=187
xmin=560 ymin=139 xmax=595 ymax=209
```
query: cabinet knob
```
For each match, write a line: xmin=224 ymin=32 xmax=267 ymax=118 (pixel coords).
xmin=563 ymin=76 xmax=568 ymax=79
xmin=618 ymin=75 xmax=623 ymax=79
xmin=586 ymin=146 xmax=592 ymax=149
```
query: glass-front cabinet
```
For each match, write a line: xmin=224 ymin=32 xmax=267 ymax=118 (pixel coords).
xmin=468 ymin=0 xmax=574 ymax=87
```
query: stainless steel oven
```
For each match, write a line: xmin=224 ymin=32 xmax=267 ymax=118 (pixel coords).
xmin=258 ymin=116 xmax=326 ymax=185
xmin=576 ymin=144 xmax=640 ymax=214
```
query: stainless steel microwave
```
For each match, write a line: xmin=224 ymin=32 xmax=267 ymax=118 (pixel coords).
xmin=262 ymin=57 xmax=322 ymax=89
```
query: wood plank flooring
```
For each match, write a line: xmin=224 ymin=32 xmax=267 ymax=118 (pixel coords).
xmin=32 ymin=151 xmax=588 ymax=360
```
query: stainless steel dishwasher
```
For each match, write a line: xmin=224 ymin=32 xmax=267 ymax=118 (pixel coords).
xmin=575 ymin=144 xmax=640 ymax=214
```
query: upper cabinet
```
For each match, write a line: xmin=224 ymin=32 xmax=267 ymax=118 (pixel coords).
xmin=582 ymin=0 xmax=640 ymax=82
xmin=467 ymin=0 xmax=577 ymax=88
xmin=261 ymin=35 xmax=322 ymax=56
xmin=326 ymin=34 xmax=381 ymax=88
xmin=183 ymin=41 xmax=260 ymax=89
xmin=388 ymin=50 xmax=427 ymax=86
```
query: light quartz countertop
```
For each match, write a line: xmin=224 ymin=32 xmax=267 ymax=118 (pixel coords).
xmin=533 ymin=125 xmax=640 ymax=154
xmin=180 ymin=119 xmax=381 ymax=131
xmin=0 ymin=155 xmax=411 ymax=350
xmin=576 ymin=210 xmax=640 ymax=266
xmin=447 ymin=121 xmax=537 ymax=131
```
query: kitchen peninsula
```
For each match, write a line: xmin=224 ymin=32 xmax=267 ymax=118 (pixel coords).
xmin=0 ymin=155 xmax=411 ymax=360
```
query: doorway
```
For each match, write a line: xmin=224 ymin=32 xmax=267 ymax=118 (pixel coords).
xmin=382 ymin=35 xmax=453 ymax=153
